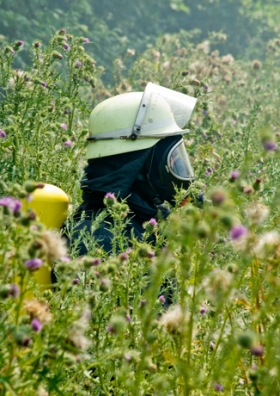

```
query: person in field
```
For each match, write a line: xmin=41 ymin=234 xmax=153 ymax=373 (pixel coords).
xmin=66 ymin=82 xmax=197 ymax=255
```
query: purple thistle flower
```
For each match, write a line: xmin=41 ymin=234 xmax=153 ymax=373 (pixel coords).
xmin=105 ymin=192 xmax=115 ymax=200
xmin=24 ymin=258 xmax=43 ymax=271
xmin=61 ymin=123 xmax=67 ymax=130
xmin=31 ymin=318 xmax=43 ymax=332
xmin=9 ymin=284 xmax=19 ymax=298
xmin=34 ymin=42 xmax=41 ymax=48
xmin=104 ymin=192 xmax=116 ymax=207
xmin=204 ymin=84 xmax=209 ymax=91
xmin=0 ymin=130 xmax=6 ymax=138
xmin=17 ymin=40 xmax=24 ymax=47
xmin=230 ymin=224 xmax=248 ymax=240
xmin=200 ymin=307 xmax=207 ymax=314
xmin=64 ymin=44 xmax=70 ymax=51
xmin=230 ymin=169 xmax=240 ymax=181
xmin=60 ymin=256 xmax=71 ymax=262
xmin=140 ymin=299 xmax=146 ymax=307
xmin=205 ymin=168 xmax=213 ymax=176
xmin=263 ymin=141 xmax=278 ymax=151
xmin=72 ymin=278 xmax=79 ymax=285
xmin=250 ymin=345 xmax=264 ymax=357
xmin=214 ymin=383 xmax=224 ymax=392
xmin=148 ymin=218 xmax=158 ymax=227
xmin=41 ymin=81 xmax=47 ymax=88
xmin=158 ymin=295 xmax=166 ymax=304
xmin=64 ymin=140 xmax=72 ymax=147
xmin=119 ymin=252 xmax=129 ymax=262
xmin=10 ymin=49 xmax=15 ymax=55
xmin=84 ymin=38 xmax=90 ymax=44
xmin=75 ymin=60 xmax=83 ymax=68
xmin=0 ymin=197 xmax=22 ymax=215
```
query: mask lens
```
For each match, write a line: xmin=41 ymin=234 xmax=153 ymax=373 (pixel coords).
xmin=167 ymin=139 xmax=195 ymax=181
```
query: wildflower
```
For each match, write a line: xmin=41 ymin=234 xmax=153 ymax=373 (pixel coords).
xmin=16 ymin=40 xmax=24 ymax=47
xmin=221 ymin=54 xmax=234 ymax=64
xmin=243 ymin=185 xmax=253 ymax=194
xmin=9 ymin=284 xmax=19 ymax=298
xmin=84 ymin=37 xmax=90 ymax=44
xmin=210 ymin=188 xmax=227 ymax=206
xmin=0 ymin=129 xmax=6 ymax=137
xmin=144 ymin=218 xmax=158 ymax=233
xmin=263 ymin=141 xmax=278 ymax=151
xmin=41 ymin=81 xmax=47 ymax=88
xmin=230 ymin=170 xmax=240 ymax=182
xmin=64 ymin=43 xmax=70 ymax=51
xmin=252 ymin=59 xmax=262 ymax=69
xmin=100 ymin=278 xmax=111 ymax=292
xmin=204 ymin=84 xmax=209 ymax=91
xmin=39 ymin=230 xmax=67 ymax=261
xmin=214 ymin=383 xmax=224 ymax=392
xmin=205 ymin=168 xmax=213 ymax=176
xmin=24 ymin=299 xmax=52 ymax=323
xmin=24 ymin=258 xmax=43 ymax=271
xmin=250 ymin=345 xmax=264 ymax=357
xmin=61 ymin=123 xmax=67 ymax=130
xmin=181 ymin=70 xmax=189 ymax=76
xmin=60 ymin=256 xmax=71 ymax=262
xmin=64 ymin=140 xmax=72 ymax=147
xmin=203 ymin=110 xmax=208 ymax=116
xmin=34 ymin=42 xmax=41 ymax=48
xmin=31 ymin=318 xmax=43 ymax=332
xmin=140 ymin=299 xmax=147 ymax=307
xmin=72 ymin=278 xmax=79 ymax=285
xmin=59 ymin=28 xmax=66 ymax=34
xmin=245 ymin=202 xmax=269 ymax=225
xmin=200 ymin=307 xmax=207 ymax=314
xmin=230 ymin=224 xmax=248 ymax=240
xmin=119 ymin=252 xmax=129 ymax=262
xmin=68 ymin=306 xmax=91 ymax=351
xmin=159 ymin=305 xmax=189 ymax=335
xmin=126 ymin=48 xmax=135 ymax=56
xmin=104 ymin=192 xmax=116 ymax=207
xmin=252 ymin=230 xmax=280 ymax=258
xmin=0 ymin=196 xmax=22 ymax=215
xmin=203 ymin=269 xmax=233 ymax=302
xmin=158 ymin=295 xmax=166 ymax=304
xmin=75 ymin=60 xmax=83 ymax=68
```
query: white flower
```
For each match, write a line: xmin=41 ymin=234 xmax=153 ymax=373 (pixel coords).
xmin=159 ymin=305 xmax=189 ymax=335
xmin=244 ymin=203 xmax=269 ymax=225
xmin=252 ymin=231 xmax=280 ymax=258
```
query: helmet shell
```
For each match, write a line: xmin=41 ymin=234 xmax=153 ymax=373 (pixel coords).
xmin=86 ymin=91 xmax=184 ymax=159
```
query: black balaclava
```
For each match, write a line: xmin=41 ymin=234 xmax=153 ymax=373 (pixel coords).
xmin=132 ymin=135 xmax=192 ymax=206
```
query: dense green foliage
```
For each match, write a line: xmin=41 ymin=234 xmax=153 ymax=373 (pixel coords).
xmin=1 ymin=0 xmax=280 ymax=81
xmin=1 ymin=2 xmax=280 ymax=395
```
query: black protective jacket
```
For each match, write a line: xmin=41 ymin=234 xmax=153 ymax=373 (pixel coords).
xmin=67 ymin=147 xmax=170 ymax=255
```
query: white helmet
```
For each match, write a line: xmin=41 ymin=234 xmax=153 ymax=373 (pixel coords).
xmin=86 ymin=82 xmax=197 ymax=159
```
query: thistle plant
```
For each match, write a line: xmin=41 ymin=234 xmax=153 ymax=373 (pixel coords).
xmin=1 ymin=28 xmax=280 ymax=395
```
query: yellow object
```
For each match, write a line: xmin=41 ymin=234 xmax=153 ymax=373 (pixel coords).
xmin=21 ymin=183 xmax=70 ymax=286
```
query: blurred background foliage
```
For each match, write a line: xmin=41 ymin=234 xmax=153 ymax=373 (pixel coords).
xmin=0 ymin=0 xmax=280 ymax=82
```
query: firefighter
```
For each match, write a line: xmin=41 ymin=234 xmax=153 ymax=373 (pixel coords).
xmin=66 ymin=82 xmax=197 ymax=255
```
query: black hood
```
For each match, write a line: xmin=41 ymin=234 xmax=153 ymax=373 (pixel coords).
xmin=79 ymin=147 xmax=163 ymax=222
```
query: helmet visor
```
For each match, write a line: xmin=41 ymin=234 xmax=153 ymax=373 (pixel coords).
xmin=167 ymin=139 xmax=195 ymax=181
xmin=146 ymin=82 xmax=197 ymax=129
